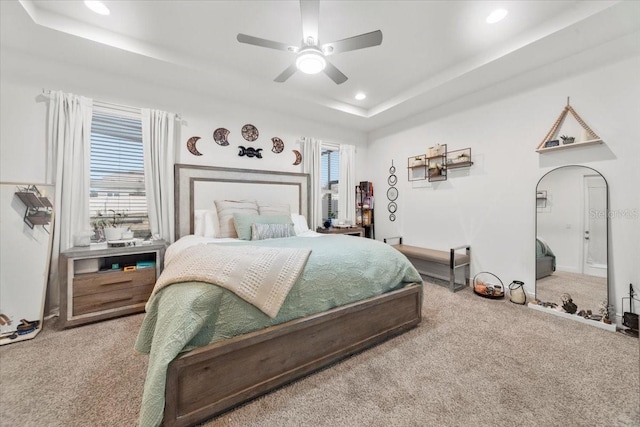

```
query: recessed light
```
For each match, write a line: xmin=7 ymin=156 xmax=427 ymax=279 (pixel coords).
xmin=84 ymin=1 xmax=110 ymax=16
xmin=486 ymin=8 xmax=508 ymax=24
xmin=355 ymin=93 xmax=366 ymax=101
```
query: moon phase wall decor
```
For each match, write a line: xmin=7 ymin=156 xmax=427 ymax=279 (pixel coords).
xmin=387 ymin=161 xmax=398 ymax=221
xmin=241 ymin=124 xmax=259 ymax=142
xmin=186 ymin=136 xmax=203 ymax=156
xmin=271 ymin=137 xmax=284 ymax=153
xmin=238 ymin=146 xmax=263 ymax=158
xmin=292 ymin=149 xmax=302 ymax=165
xmin=213 ymin=128 xmax=230 ymax=146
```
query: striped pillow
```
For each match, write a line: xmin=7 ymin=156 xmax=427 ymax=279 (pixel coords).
xmin=257 ymin=203 xmax=291 ymax=216
xmin=233 ymin=214 xmax=292 ymax=240
xmin=251 ymin=223 xmax=295 ymax=240
xmin=214 ymin=200 xmax=258 ymax=238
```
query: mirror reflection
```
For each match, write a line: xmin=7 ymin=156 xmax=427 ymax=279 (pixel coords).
xmin=535 ymin=166 xmax=608 ymax=318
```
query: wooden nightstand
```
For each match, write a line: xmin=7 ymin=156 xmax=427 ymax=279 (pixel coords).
xmin=59 ymin=241 xmax=166 ymax=328
xmin=315 ymin=227 xmax=365 ymax=237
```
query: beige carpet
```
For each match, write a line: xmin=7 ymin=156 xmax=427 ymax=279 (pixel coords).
xmin=1 ymin=281 xmax=638 ymax=427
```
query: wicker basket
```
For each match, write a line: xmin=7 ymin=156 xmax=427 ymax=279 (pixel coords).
xmin=473 ymin=272 xmax=505 ymax=299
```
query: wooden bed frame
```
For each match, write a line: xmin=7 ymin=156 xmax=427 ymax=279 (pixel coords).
xmin=162 ymin=165 xmax=423 ymax=426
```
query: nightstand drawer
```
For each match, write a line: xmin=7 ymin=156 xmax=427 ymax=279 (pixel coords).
xmin=73 ymin=283 xmax=154 ymax=316
xmin=73 ymin=268 xmax=156 ymax=297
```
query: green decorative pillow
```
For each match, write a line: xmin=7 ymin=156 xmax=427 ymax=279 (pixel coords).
xmin=233 ymin=214 xmax=292 ymax=240
xmin=251 ymin=223 xmax=295 ymax=240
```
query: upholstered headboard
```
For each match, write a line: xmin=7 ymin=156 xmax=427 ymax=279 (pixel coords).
xmin=174 ymin=164 xmax=310 ymax=239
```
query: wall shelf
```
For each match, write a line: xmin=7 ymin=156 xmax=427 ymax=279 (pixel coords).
xmin=537 ymin=98 xmax=602 ymax=153
xmin=536 ymin=138 xmax=603 ymax=153
xmin=14 ymin=186 xmax=53 ymax=231
xmin=407 ymin=145 xmax=473 ymax=182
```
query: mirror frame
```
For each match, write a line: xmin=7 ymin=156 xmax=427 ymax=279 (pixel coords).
xmin=534 ymin=165 xmax=610 ymax=307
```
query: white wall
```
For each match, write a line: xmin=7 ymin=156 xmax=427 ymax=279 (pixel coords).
xmin=0 ymin=48 xmax=369 ymax=184
xmin=366 ymin=55 xmax=640 ymax=319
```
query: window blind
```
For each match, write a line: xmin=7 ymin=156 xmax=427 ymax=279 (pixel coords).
xmin=321 ymin=150 xmax=339 ymax=190
xmin=321 ymin=149 xmax=340 ymax=219
xmin=89 ymin=109 xmax=149 ymax=235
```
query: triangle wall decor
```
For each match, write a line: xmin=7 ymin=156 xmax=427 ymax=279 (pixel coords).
xmin=537 ymin=97 xmax=603 ymax=152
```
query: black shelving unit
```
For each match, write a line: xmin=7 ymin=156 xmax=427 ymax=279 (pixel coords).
xmin=355 ymin=182 xmax=374 ymax=239
xmin=15 ymin=186 xmax=53 ymax=231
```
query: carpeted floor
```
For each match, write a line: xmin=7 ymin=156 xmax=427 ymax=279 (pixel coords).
xmin=1 ymin=281 xmax=638 ymax=427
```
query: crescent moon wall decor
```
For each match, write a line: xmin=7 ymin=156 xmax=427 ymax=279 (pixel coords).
xmin=271 ymin=137 xmax=284 ymax=154
xmin=213 ymin=128 xmax=230 ymax=146
xmin=292 ymin=149 xmax=302 ymax=166
xmin=186 ymin=136 xmax=203 ymax=156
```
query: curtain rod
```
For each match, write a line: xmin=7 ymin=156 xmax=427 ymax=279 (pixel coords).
xmin=41 ymin=89 xmax=183 ymax=120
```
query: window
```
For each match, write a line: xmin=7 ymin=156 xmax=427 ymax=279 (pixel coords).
xmin=321 ymin=149 xmax=340 ymax=220
xmin=89 ymin=104 xmax=149 ymax=238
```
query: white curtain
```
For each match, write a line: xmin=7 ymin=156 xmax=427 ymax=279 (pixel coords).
xmin=300 ymin=136 xmax=322 ymax=230
xmin=339 ymin=144 xmax=356 ymax=225
xmin=46 ymin=91 xmax=93 ymax=314
xmin=142 ymin=109 xmax=179 ymax=243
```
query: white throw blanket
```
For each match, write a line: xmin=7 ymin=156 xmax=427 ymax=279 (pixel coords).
xmin=147 ymin=244 xmax=311 ymax=318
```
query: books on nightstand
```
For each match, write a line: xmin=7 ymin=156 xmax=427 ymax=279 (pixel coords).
xmin=136 ymin=261 xmax=156 ymax=269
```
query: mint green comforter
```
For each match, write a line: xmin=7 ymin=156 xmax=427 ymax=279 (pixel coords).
xmin=135 ymin=235 xmax=422 ymax=427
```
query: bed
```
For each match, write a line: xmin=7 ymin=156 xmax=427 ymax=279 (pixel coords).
xmin=135 ymin=165 xmax=423 ymax=427
xmin=536 ymin=237 xmax=556 ymax=279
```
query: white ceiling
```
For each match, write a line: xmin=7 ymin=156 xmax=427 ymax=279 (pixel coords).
xmin=1 ymin=0 xmax=639 ymax=133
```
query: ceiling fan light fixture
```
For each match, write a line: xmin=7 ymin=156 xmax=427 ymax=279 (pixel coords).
xmin=296 ymin=49 xmax=326 ymax=74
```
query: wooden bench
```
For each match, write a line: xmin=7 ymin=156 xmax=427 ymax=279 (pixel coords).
xmin=384 ymin=237 xmax=470 ymax=292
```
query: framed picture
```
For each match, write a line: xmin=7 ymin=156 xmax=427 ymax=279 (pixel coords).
xmin=544 ymin=139 xmax=560 ymax=148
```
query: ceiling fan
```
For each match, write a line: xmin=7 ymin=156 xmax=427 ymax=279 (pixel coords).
xmin=237 ymin=0 xmax=382 ymax=85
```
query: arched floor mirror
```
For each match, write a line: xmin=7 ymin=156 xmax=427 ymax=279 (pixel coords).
xmin=528 ymin=165 xmax=615 ymax=331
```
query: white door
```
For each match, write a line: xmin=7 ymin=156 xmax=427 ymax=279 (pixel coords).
xmin=582 ymin=176 xmax=607 ymax=278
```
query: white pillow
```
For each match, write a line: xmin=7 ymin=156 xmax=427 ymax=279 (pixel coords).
xmin=203 ymin=209 xmax=218 ymax=238
xmin=194 ymin=210 xmax=206 ymax=236
xmin=193 ymin=209 xmax=218 ymax=237
xmin=291 ymin=213 xmax=310 ymax=235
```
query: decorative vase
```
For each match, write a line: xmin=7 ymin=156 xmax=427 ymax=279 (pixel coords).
xmin=508 ymin=281 xmax=526 ymax=305
xmin=73 ymin=231 xmax=94 ymax=247
xmin=104 ymin=227 xmax=127 ymax=241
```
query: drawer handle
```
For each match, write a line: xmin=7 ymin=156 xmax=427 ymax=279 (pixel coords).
xmin=100 ymin=279 xmax=133 ymax=287
xmin=103 ymin=296 xmax=133 ymax=304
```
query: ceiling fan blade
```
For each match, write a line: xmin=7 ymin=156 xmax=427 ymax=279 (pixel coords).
xmin=322 ymin=30 xmax=383 ymax=55
xmin=237 ymin=33 xmax=297 ymax=52
xmin=274 ymin=63 xmax=298 ymax=83
xmin=323 ymin=61 xmax=348 ymax=85
xmin=300 ymin=0 xmax=319 ymax=44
